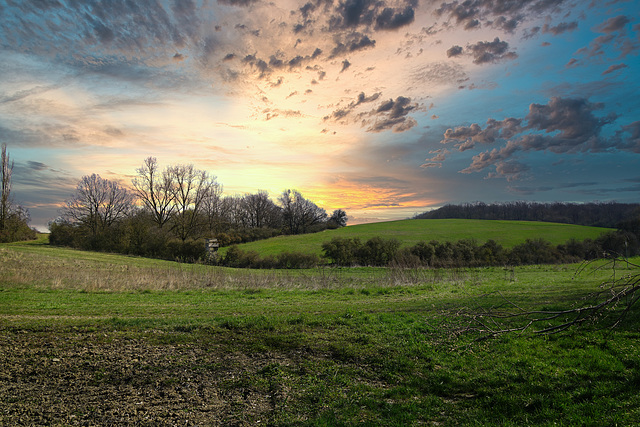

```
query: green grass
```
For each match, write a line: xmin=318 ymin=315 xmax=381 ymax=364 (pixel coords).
xmin=226 ymin=219 xmax=613 ymax=257
xmin=1 ymin=239 xmax=639 ymax=425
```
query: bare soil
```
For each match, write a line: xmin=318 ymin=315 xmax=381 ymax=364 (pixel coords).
xmin=0 ymin=328 xmax=305 ymax=426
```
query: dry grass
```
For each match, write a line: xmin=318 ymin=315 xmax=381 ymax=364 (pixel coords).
xmin=0 ymin=247 xmax=476 ymax=293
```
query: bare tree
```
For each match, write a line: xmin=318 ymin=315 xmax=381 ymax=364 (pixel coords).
xmin=328 ymin=209 xmax=348 ymax=228
xmin=278 ymin=189 xmax=327 ymax=234
xmin=168 ymin=164 xmax=217 ymax=241
xmin=63 ymin=174 xmax=135 ymax=235
xmin=241 ymin=190 xmax=281 ymax=229
xmin=132 ymin=157 xmax=176 ymax=228
xmin=1 ymin=144 xmax=13 ymax=231
xmin=202 ymin=181 xmax=225 ymax=234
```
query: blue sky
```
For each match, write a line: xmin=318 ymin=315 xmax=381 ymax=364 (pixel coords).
xmin=1 ymin=0 xmax=639 ymax=230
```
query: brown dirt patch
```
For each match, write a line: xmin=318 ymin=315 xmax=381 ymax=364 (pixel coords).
xmin=0 ymin=329 xmax=301 ymax=426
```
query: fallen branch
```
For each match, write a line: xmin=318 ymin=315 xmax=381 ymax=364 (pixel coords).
xmin=460 ymin=257 xmax=640 ymax=340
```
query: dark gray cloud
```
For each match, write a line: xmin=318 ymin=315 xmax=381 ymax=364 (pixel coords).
xmin=441 ymin=97 xmax=626 ymax=179
xmin=323 ymin=93 xmax=418 ymax=133
xmin=329 ymin=33 xmax=376 ymax=58
xmin=374 ymin=6 xmax=415 ymax=30
xmin=324 ymin=0 xmax=417 ymax=32
xmin=446 ymin=38 xmax=517 ymax=64
xmin=367 ymin=96 xmax=419 ymax=133
xmin=435 ymin=0 xmax=569 ymax=33
xmin=446 ymin=45 xmax=463 ymax=57
xmin=490 ymin=16 xmax=519 ymax=33
xmin=542 ymin=21 xmax=578 ymax=35
xmin=340 ymin=59 xmax=351 ymax=72
xmin=467 ymin=37 xmax=518 ymax=64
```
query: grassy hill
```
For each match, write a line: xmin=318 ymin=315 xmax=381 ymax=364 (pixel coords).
xmin=225 ymin=219 xmax=614 ymax=257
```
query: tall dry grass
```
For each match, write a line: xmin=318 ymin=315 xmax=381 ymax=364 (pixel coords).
xmin=0 ymin=247 xmax=481 ymax=292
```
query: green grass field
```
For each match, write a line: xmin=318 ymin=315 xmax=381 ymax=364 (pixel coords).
xmin=1 ymin=235 xmax=639 ymax=425
xmin=226 ymin=219 xmax=613 ymax=257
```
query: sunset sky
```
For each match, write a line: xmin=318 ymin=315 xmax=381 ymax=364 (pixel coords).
xmin=1 ymin=0 xmax=639 ymax=230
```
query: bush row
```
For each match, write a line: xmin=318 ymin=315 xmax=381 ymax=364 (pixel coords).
xmin=219 ymin=246 xmax=321 ymax=269
xmin=323 ymin=230 xmax=640 ymax=268
xmin=49 ymin=221 xmax=207 ymax=263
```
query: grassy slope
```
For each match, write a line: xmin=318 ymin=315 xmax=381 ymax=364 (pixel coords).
xmin=1 ymin=240 xmax=639 ymax=425
xmin=227 ymin=218 xmax=613 ymax=257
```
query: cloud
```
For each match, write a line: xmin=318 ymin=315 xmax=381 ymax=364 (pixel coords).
xmin=323 ymin=91 xmax=383 ymax=122
xmin=326 ymin=0 xmax=417 ymax=32
xmin=409 ymin=62 xmax=468 ymax=86
xmin=507 ymin=181 xmax=599 ymax=195
xmin=367 ymin=96 xmax=419 ymax=133
xmin=446 ymin=38 xmax=517 ymax=64
xmin=576 ymin=14 xmax=637 ymax=59
xmin=596 ymin=15 xmax=630 ymax=33
xmin=324 ymin=93 xmax=420 ymax=133
xmin=542 ymin=21 xmax=578 ymax=35
xmin=218 ymin=0 xmax=260 ymax=7
xmin=262 ymin=108 xmax=303 ymax=121
xmin=26 ymin=161 xmax=49 ymax=171
xmin=466 ymin=37 xmax=518 ymax=64
xmin=614 ymin=121 xmax=640 ymax=153
xmin=420 ymin=148 xmax=450 ymax=168
xmin=374 ymin=6 xmax=415 ymax=30
xmin=442 ymin=97 xmax=624 ymax=179
xmin=435 ymin=0 xmax=569 ymax=33
xmin=446 ymin=45 xmax=463 ymax=57
xmin=340 ymin=59 xmax=352 ymax=72
xmin=565 ymin=58 xmax=579 ymax=68
xmin=602 ymin=63 xmax=628 ymax=75
xmin=329 ymin=33 xmax=376 ymax=58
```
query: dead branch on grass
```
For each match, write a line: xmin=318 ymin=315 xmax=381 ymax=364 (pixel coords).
xmin=459 ymin=257 xmax=640 ymax=340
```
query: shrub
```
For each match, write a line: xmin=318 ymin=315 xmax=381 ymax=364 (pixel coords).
xmin=0 ymin=208 xmax=36 ymax=243
xmin=322 ymin=237 xmax=362 ymax=266
xmin=166 ymin=239 xmax=206 ymax=263
xmin=508 ymin=238 xmax=560 ymax=265
xmin=409 ymin=241 xmax=435 ymax=265
xmin=475 ymin=239 xmax=507 ymax=266
xmin=276 ymin=251 xmax=320 ymax=269
xmin=48 ymin=221 xmax=83 ymax=247
xmin=223 ymin=245 xmax=261 ymax=268
xmin=357 ymin=237 xmax=401 ymax=266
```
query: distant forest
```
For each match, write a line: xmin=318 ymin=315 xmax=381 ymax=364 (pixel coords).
xmin=414 ymin=202 xmax=640 ymax=228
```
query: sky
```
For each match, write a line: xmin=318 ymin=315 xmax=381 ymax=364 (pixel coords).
xmin=1 ymin=0 xmax=639 ymax=231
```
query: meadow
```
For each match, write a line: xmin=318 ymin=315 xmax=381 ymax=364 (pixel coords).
xmin=225 ymin=218 xmax=613 ymax=257
xmin=1 ymin=232 xmax=639 ymax=425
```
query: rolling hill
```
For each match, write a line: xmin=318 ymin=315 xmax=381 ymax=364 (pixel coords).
xmin=222 ymin=219 xmax=614 ymax=257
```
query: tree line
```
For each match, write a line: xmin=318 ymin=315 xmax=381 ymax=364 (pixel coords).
xmin=49 ymin=157 xmax=347 ymax=260
xmin=414 ymin=201 xmax=640 ymax=228
xmin=0 ymin=144 xmax=36 ymax=243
